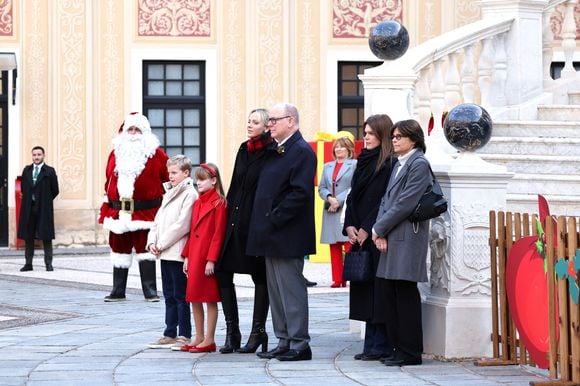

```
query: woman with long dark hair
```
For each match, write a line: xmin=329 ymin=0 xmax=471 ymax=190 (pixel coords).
xmin=343 ymin=114 xmax=395 ymax=361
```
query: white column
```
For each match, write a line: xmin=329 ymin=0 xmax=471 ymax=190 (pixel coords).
xmin=560 ymin=0 xmax=578 ymax=78
xmin=359 ymin=64 xmax=418 ymax=122
xmin=461 ymin=45 xmax=477 ymax=103
xmin=477 ymin=0 xmax=548 ymax=105
xmin=542 ymin=6 xmax=555 ymax=87
xmin=422 ymin=153 xmax=514 ymax=358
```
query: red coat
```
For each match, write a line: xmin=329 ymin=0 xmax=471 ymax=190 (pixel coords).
xmin=98 ymin=148 xmax=169 ymax=233
xmin=183 ymin=188 xmax=227 ymax=303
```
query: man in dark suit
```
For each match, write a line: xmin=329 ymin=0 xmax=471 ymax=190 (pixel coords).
xmin=17 ymin=146 xmax=59 ymax=271
xmin=246 ymin=103 xmax=316 ymax=361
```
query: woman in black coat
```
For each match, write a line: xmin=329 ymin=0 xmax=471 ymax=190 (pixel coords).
xmin=343 ymin=114 xmax=395 ymax=361
xmin=216 ymin=108 xmax=272 ymax=354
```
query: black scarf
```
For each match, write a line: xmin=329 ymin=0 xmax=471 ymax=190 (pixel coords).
xmin=349 ymin=147 xmax=380 ymax=203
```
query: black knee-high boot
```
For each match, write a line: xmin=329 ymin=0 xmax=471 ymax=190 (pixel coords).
xmin=237 ymin=284 xmax=269 ymax=353
xmin=104 ymin=268 xmax=128 ymax=302
xmin=139 ymin=260 xmax=159 ymax=301
xmin=219 ymin=286 xmax=241 ymax=353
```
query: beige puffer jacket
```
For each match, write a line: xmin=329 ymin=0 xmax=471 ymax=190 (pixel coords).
xmin=147 ymin=177 xmax=197 ymax=262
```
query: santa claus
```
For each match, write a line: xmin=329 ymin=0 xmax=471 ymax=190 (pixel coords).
xmin=98 ymin=112 xmax=169 ymax=302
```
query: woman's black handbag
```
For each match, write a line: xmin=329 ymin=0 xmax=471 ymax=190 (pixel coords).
xmin=408 ymin=165 xmax=447 ymax=223
xmin=342 ymin=250 xmax=373 ymax=282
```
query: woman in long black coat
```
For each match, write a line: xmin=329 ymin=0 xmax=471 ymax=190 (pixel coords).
xmin=216 ymin=108 xmax=272 ymax=354
xmin=343 ymin=114 xmax=395 ymax=361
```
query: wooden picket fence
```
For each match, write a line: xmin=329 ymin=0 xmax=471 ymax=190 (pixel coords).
xmin=479 ymin=210 xmax=580 ymax=385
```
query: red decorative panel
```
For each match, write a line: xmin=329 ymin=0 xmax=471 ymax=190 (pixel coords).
xmin=138 ymin=0 xmax=211 ymax=37
xmin=333 ymin=0 xmax=403 ymax=38
xmin=0 ymin=0 xmax=13 ymax=37
xmin=550 ymin=2 xmax=580 ymax=40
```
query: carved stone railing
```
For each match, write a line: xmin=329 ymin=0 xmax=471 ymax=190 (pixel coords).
xmin=360 ymin=0 xmax=579 ymax=165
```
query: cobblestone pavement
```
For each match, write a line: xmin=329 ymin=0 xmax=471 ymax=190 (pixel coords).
xmin=0 ymin=249 xmax=550 ymax=385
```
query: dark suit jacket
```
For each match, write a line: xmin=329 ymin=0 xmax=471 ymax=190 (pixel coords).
xmin=17 ymin=163 xmax=59 ymax=240
xmin=246 ymin=131 xmax=317 ymax=258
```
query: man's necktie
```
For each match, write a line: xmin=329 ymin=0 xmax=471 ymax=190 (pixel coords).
xmin=33 ymin=165 xmax=39 ymax=183
xmin=32 ymin=165 xmax=39 ymax=201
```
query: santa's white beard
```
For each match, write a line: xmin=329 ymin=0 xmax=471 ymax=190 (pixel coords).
xmin=113 ymin=132 xmax=160 ymax=198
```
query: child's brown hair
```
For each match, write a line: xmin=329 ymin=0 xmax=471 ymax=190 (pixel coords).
xmin=194 ymin=163 xmax=226 ymax=201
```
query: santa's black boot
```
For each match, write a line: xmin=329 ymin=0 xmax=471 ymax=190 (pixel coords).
xmin=104 ymin=268 xmax=128 ymax=302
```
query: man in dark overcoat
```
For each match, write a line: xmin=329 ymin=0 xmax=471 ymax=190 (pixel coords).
xmin=246 ymin=102 xmax=316 ymax=361
xmin=17 ymin=146 xmax=59 ymax=271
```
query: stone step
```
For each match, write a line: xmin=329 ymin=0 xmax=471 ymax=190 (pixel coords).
xmin=506 ymin=193 xmax=580 ymax=217
xmin=505 ymin=173 xmax=580 ymax=195
xmin=479 ymin=137 xmax=580 ymax=156
xmin=493 ymin=120 xmax=580 ymax=138
xmin=478 ymin=154 xmax=580 ymax=174
xmin=537 ymin=105 xmax=580 ymax=121
xmin=568 ymin=91 xmax=580 ymax=105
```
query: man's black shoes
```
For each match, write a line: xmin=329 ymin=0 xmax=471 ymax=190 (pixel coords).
xmin=257 ymin=346 xmax=289 ymax=359
xmin=276 ymin=347 xmax=312 ymax=361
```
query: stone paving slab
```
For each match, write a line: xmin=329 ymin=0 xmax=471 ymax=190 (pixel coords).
xmin=0 ymin=252 xmax=554 ymax=385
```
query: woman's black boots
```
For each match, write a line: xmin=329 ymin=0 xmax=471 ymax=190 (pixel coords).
xmin=219 ymin=286 xmax=242 ymax=353
xmin=237 ymin=284 xmax=269 ymax=353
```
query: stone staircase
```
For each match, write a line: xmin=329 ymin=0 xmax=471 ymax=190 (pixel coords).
xmin=477 ymin=93 xmax=580 ymax=216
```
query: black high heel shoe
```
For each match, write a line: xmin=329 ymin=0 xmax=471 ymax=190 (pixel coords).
xmin=237 ymin=322 xmax=268 ymax=353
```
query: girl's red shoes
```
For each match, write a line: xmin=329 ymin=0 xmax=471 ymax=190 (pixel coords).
xmin=189 ymin=343 xmax=216 ymax=353
xmin=330 ymin=281 xmax=347 ymax=288
xmin=180 ymin=344 xmax=197 ymax=352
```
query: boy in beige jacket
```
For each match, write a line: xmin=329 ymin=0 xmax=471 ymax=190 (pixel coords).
xmin=147 ymin=155 xmax=198 ymax=350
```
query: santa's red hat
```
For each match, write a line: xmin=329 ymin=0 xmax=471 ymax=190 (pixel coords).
xmin=118 ymin=112 xmax=151 ymax=134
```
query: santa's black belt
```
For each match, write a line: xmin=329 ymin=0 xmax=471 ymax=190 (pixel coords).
xmin=109 ymin=198 xmax=162 ymax=212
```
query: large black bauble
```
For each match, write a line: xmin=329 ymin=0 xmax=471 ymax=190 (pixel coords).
xmin=443 ymin=103 xmax=493 ymax=151
xmin=368 ymin=20 xmax=409 ymax=60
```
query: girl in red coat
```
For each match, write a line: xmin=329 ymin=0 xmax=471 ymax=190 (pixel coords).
xmin=181 ymin=163 xmax=227 ymax=353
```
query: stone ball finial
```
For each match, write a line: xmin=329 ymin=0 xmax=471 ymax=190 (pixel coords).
xmin=368 ymin=20 xmax=409 ymax=60
xmin=443 ymin=103 xmax=493 ymax=152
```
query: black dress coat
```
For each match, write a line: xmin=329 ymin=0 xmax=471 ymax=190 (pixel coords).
xmin=343 ymin=152 xmax=394 ymax=322
xmin=17 ymin=163 xmax=59 ymax=240
xmin=218 ymin=141 xmax=269 ymax=274
xmin=246 ymin=131 xmax=317 ymax=258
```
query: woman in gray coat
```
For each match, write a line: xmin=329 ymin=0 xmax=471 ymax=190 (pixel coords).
xmin=318 ymin=137 xmax=356 ymax=287
xmin=372 ymin=119 xmax=432 ymax=367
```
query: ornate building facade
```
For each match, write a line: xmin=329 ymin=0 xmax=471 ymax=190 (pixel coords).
xmin=0 ymin=0 xmax=489 ymax=247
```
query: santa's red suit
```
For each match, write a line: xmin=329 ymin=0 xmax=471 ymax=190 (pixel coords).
xmin=98 ymin=113 xmax=169 ymax=302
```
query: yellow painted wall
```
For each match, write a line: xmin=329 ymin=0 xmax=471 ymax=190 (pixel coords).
xmin=3 ymin=0 xmax=482 ymax=247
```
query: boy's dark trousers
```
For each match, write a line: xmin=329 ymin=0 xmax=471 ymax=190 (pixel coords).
xmin=161 ymin=260 xmax=191 ymax=338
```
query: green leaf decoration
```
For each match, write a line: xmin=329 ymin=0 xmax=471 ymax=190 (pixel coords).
xmin=556 ymin=258 xmax=569 ymax=279
xmin=576 ymin=249 xmax=580 ymax=272
xmin=570 ymin=281 xmax=579 ymax=305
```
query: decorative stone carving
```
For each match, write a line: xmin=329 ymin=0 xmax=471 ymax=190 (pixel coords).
xmin=25 ymin=0 xmax=48 ymax=146
xmin=222 ymin=0 xmax=245 ymax=163
xmin=332 ymin=0 xmax=403 ymax=38
xmin=58 ymin=0 xmax=86 ymax=196
xmin=296 ymin=0 xmax=319 ymax=139
xmin=258 ymin=1 xmax=283 ymax=102
xmin=138 ymin=0 xmax=211 ymax=37
xmin=430 ymin=215 xmax=451 ymax=290
xmin=450 ymin=204 xmax=492 ymax=296
xmin=550 ymin=2 xmax=580 ymax=40
xmin=0 ymin=0 xmax=13 ymax=36
xmin=456 ymin=0 xmax=480 ymax=27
